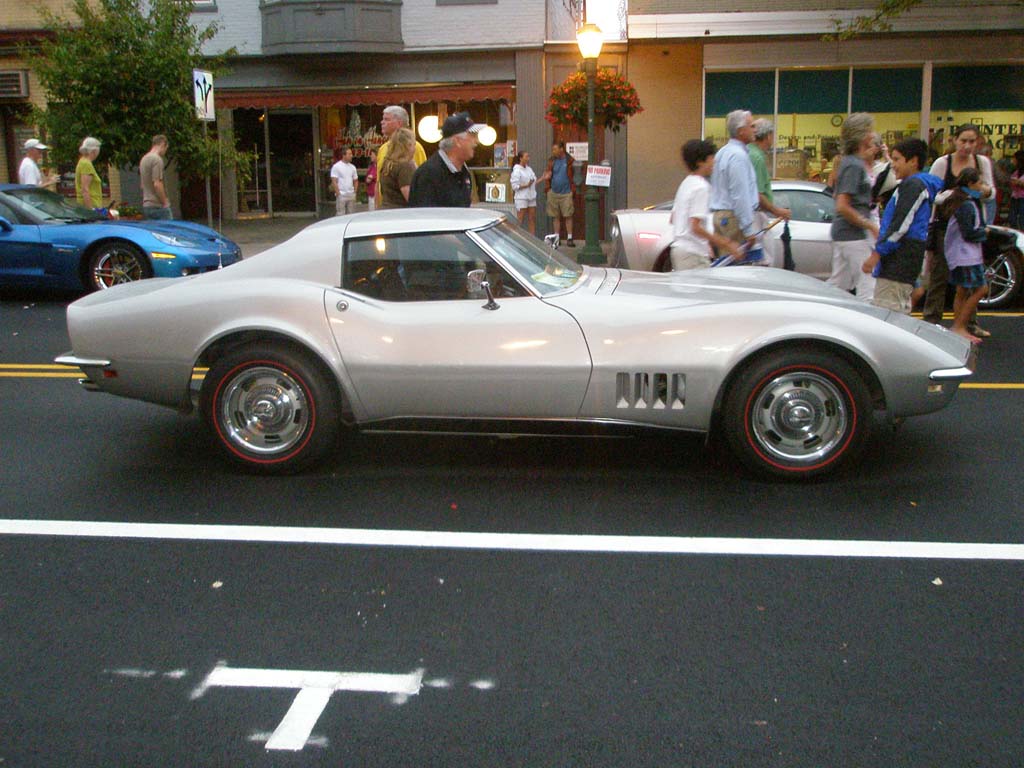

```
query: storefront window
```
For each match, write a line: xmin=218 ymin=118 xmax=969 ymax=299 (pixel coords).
xmin=930 ymin=65 xmax=1024 ymax=162
xmin=706 ymin=67 xmax=927 ymax=181
xmin=776 ymin=69 xmax=848 ymax=181
xmin=317 ymin=100 xmax=514 ymax=209
xmin=853 ymin=68 xmax=923 ymax=172
xmin=703 ymin=71 xmax=773 ymax=153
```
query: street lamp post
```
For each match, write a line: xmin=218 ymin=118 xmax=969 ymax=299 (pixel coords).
xmin=576 ymin=22 xmax=604 ymax=265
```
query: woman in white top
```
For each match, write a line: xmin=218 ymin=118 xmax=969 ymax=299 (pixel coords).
xmin=510 ymin=151 xmax=549 ymax=235
xmin=921 ymin=123 xmax=995 ymax=333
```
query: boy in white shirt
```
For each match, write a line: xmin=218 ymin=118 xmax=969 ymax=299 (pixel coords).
xmin=670 ymin=139 xmax=743 ymax=270
xmin=330 ymin=147 xmax=359 ymax=215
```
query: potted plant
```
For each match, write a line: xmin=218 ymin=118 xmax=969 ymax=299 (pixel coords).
xmin=546 ymin=68 xmax=643 ymax=133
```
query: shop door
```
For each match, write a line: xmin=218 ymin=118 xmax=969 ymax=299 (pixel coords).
xmin=268 ymin=111 xmax=316 ymax=213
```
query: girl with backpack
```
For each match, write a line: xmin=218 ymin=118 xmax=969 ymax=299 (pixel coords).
xmin=939 ymin=167 xmax=989 ymax=343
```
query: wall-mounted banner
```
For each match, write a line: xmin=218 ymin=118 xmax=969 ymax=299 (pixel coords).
xmin=193 ymin=69 xmax=215 ymax=122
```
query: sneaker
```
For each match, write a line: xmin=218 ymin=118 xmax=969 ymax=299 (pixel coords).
xmin=969 ymin=325 xmax=992 ymax=338
xmin=566 ymin=238 xmax=576 ymax=247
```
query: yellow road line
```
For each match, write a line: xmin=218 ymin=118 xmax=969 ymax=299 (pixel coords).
xmin=0 ymin=364 xmax=72 ymax=369
xmin=911 ymin=312 xmax=1024 ymax=319
xmin=0 ymin=372 xmax=83 ymax=378
xmin=960 ymin=383 xmax=1024 ymax=389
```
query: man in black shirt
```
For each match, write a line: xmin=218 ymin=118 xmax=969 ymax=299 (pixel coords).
xmin=408 ymin=112 xmax=483 ymax=207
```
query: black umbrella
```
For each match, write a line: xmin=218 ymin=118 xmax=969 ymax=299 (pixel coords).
xmin=781 ymin=220 xmax=795 ymax=271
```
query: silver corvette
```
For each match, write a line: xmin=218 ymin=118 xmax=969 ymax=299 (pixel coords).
xmin=56 ymin=208 xmax=973 ymax=479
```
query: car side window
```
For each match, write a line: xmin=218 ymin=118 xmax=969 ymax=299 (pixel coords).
xmin=342 ymin=232 xmax=527 ymax=302
xmin=0 ymin=199 xmax=21 ymax=224
xmin=774 ymin=190 xmax=835 ymax=224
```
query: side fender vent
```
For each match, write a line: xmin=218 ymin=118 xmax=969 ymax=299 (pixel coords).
xmin=616 ymin=372 xmax=685 ymax=410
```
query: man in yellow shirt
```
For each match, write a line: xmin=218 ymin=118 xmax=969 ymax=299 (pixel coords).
xmin=376 ymin=106 xmax=426 ymax=170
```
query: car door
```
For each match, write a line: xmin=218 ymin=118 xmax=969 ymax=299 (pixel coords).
xmin=771 ymin=188 xmax=836 ymax=280
xmin=0 ymin=197 xmax=44 ymax=281
xmin=326 ymin=230 xmax=592 ymax=422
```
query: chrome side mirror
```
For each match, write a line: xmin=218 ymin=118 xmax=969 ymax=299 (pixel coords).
xmin=544 ymin=233 xmax=560 ymax=250
xmin=467 ymin=269 xmax=499 ymax=310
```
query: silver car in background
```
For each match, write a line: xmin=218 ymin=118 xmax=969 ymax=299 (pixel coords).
xmin=611 ymin=179 xmax=1023 ymax=307
xmin=57 ymin=209 xmax=972 ymax=480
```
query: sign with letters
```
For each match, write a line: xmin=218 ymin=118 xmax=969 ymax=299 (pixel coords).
xmin=585 ymin=164 xmax=611 ymax=187
xmin=566 ymin=142 xmax=588 ymax=163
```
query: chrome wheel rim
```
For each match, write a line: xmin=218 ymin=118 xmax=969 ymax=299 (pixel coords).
xmin=982 ymin=254 xmax=1015 ymax=306
xmin=93 ymin=247 xmax=144 ymax=289
xmin=218 ymin=366 xmax=310 ymax=455
xmin=750 ymin=371 xmax=849 ymax=464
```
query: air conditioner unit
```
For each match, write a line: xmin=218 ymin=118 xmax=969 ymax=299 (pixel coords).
xmin=0 ymin=71 xmax=29 ymax=99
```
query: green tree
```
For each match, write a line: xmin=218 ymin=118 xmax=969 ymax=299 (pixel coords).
xmin=24 ymin=0 xmax=237 ymax=179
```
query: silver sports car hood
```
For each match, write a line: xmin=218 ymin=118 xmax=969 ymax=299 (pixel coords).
xmin=606 ymin=267 xmax=971 ymax=362
xmin=610 ymin=266 xmax=864 ymax=307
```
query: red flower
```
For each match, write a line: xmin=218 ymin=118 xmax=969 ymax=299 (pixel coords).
xmin=546 ymin=69 xmax=643 ymax=133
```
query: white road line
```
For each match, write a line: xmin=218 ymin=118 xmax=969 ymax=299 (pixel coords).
xmin=266 ymin=687 xmax=334 ymax=751
xmin=1 ymin=518 xmax=1022 ymax=561
xmin=194 ymin=663 xmax=425 ymax=752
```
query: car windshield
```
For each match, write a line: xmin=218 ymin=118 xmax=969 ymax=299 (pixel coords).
xmin=474 ymin=219 xmax=583 ymax=296
xmin=2 ymin=187 xmax=103 ymax=223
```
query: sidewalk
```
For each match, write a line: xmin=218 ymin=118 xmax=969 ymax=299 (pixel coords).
xmin=214 ymin=215 xmax=316 ymax=258
xmin=211 ymin=213 xmax=613 ymax=263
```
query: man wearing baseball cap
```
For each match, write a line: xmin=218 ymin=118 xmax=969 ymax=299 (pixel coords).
xmin=19 ymin=139 xmax=57 ymax=189
xmin=408 ymin=111 xmax=483 ymax=208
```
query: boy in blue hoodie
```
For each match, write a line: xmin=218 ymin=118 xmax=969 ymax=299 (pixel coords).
xmin=861 ymin=138 xmax=944 ymax=314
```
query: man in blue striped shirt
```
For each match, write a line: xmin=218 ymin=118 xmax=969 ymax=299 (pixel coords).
xmin=709 ymin=110 xmax=761 ymax=261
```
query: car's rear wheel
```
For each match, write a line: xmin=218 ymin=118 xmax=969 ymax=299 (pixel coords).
xmin=722 ymin=349 xmax=872 ymax=480
xmin=979 ymin=248 xmax=1022 ymax=309
xmin=200 ymin=343 xmax=340 ymax=474
xmin=87 ymin=242 xmax=152 ymax=291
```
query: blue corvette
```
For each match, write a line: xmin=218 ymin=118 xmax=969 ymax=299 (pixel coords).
xmin=0 ymin=183 xmax=241 ymax=292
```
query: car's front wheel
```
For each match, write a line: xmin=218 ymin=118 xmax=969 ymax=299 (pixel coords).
xmin=979 ymin=248 xmax=1022 ymax=309
xmin=721 ymin=349 xmax=872 ymax=480
xmin=200 ymin=343 xmax=340 ymax=473
xmin=87 ymin=241 xmax=152 ymax=291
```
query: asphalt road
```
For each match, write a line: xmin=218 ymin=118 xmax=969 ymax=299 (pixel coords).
xmin=1 ymin=288 xmax=1022 ymax=767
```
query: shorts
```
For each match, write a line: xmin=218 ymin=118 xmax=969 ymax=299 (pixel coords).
xmin=872 ymin=278 xmax=913 ymax=314
xmin=712 ymin=210 xmax=744 ymax=244
xmin=949 ymin=264 xmax=987 ymax=289
xmin=670 ymin=244 xmax=711 ymax=271
xmin=546 ymin=191 xmax=574 ymax=218
xmin=514 ymin=199 xmax=536 ymax=211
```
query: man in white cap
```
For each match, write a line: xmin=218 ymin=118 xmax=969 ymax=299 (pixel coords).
xmin=19 ymin=139 xmax=57 ymax=189
xmin=408 ymin=112 xmax=483 ymax=207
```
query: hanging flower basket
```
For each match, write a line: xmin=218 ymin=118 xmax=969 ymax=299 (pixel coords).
xmin=546 ymin=69 xmax=643 ymax=133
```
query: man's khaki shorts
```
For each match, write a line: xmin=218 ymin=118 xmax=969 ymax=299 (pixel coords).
xmin=872 ymin=278 xmax=913 ymax=314
xmin=546 ymin=191 xmax=574 ymax=219
xmin=712 ymin=210 xmax=744 ymax=243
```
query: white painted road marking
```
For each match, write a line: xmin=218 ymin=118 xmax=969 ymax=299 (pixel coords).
xmin=1 ymin=519 xmax=1023 ymax=561
xmin=192 ymin=663 xmax=425 ymax=751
